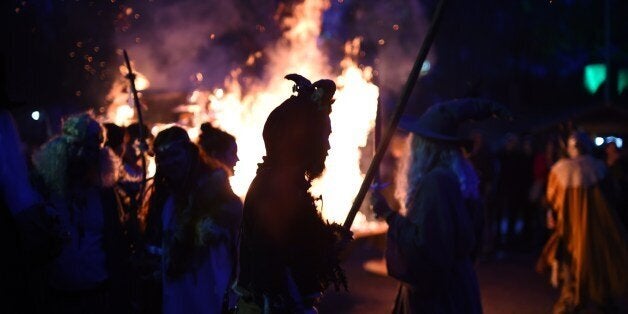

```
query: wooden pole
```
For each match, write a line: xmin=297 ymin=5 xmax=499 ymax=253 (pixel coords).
xmin=343 ymin=0 xmax=448 ymax=230
xmin=122 ymin=50 xmax=148 ymax=201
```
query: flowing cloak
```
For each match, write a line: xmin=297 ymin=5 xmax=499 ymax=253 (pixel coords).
xmin=537 ymin=155 xmax=628 ymax=305
xmin=385 ymin=166 xmax=483 ymax=314
xmin=237 ymin=165 xmax=345 ymax=311
xmin=161 ymin=169 xmax=242 ymax=314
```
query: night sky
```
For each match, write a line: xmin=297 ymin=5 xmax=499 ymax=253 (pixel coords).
xmin=3 ymin=0 xmax=628 ymax=144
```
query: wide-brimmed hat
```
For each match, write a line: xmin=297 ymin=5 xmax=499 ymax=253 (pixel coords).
xmin=400 ymin=98 xmax=512 ymax=143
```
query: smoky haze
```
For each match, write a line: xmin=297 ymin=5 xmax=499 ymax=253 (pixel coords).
xmin=115 ymin=0 xmax=429 ymax=94
xmin=116 ymin=0 xmax=279 ymax=91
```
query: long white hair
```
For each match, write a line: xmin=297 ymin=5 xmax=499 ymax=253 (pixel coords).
xmin=395 ymin=134 xmax=479 ymax=214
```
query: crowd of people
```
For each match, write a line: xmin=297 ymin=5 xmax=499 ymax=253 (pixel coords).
xmin=1 ymin=72 xmax=628 ymax=314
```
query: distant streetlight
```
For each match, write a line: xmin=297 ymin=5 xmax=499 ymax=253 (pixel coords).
xmin=595 ymin=137 xmax=604 ymax=146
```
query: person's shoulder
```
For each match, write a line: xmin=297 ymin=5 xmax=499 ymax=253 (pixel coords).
xmin=551 ymin=156 xmax=606 ymax=187
xmin=195 ymin=167 xmax=231 ymax=197
xmin=551 ymin=157 xmax=570 ymax=168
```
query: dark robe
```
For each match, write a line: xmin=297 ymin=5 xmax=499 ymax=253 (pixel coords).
xmin=385 ymin=166 xmax=482 ymax=314
xmin=237 ymin=164 xmax=345 ymax=313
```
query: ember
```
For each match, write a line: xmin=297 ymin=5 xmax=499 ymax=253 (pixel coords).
xmin=106 ymin=0 xmax=383 ymax=232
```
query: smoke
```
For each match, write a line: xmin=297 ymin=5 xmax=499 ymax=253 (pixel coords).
xmin=323 ymin=0 xmax=431 ymax=93
xmin=115 ymin=0 xmax=430 ymax=94
xmin=115 ymin=0 xmax=278 ymax=91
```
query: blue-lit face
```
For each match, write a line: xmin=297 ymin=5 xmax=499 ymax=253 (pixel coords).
xmin=155 ymin=141 xmax=191 ymax=184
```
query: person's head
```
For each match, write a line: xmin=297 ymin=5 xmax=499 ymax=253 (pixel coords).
xmin=566 ymin=131 xmax=593 ymax=158
xmin=62 ymin=112 xmax=105 ymax=176
xmin=397 ymin=98 xmax=511 ymax=204
xmin=123 ymin=122 xmax=152 ymax=165
xmin=103 ymin=122 xmax=126 ymax=157
xmin=262 ymin=74 xmax=335 ymax=180
xmin=32 ymin=111 xmax=115 ymax=195
xmin=153 ymin=126 xmax=197 ymax=186
xmin=198 ymin=122 xmax=239 ymax=175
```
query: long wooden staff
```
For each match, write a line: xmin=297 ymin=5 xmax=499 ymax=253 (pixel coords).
xmin=122 ymin=50 xmax=148 ymax=202
xmin=343 ymin=0 xmax=448 ymax=229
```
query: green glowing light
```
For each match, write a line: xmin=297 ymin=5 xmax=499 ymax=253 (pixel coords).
xmin=618 ymin=69 xmax=628 ymax=94
xmin=584 ymin=64 xmax=606 ymax=94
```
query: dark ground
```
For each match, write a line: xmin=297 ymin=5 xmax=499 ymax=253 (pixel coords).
xmin=318 ymin=234 xmax=558 ymax=314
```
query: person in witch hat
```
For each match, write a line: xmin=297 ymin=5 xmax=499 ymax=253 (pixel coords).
xmin=372 ymin=98 xmax=512 ymax=314
xmin=236 ymin=74 xmax=352 ymax=313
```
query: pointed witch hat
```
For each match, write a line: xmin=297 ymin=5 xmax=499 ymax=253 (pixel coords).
xmin=400 ymin=98 xmax=513 ymax=143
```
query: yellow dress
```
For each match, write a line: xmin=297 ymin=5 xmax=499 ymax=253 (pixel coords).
xmin=537 ymin=155 xmax=628 ymax=312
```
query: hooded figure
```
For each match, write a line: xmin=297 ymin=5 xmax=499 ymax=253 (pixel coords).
xmin=373 ymin=98 xmax=512 ymax=314
xmin=237 ymin=74 xmax=349 ymax=313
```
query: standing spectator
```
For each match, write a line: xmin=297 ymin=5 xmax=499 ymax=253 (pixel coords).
xmin=0 ymin=109 xmax=44 ymax=313
xmin=31 ymin=112 xmax=129 ymax=313
xmin=119 ymin=122 xmax=152 ymax=197
xmin=605 ymin=141 xmax=628 ymax=228
xmin=466 ymin=129 xmax=498 ymax=255
xmin=103 ymin=122 xmax=126 ymax=158
xmin=373 ymin=98 xmax=511 ymax=313
xmin=236 ymin=74 xmax=350 ymax=313
xmin=530 ymin=136 xmax=560 ymax=243
xmin=537 ymin=131 xmax=628 ymax=313
xmin=141 ymin=126 xmax=242 ymax=314
xmin=495 ymin=133 xmax=533 ymax=249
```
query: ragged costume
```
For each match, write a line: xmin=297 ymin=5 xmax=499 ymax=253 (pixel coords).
xmin=236 ymin=74 xmax=348 ymax=313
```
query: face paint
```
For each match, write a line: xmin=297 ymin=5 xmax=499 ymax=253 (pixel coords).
xmin=155 ymin=140 xmax=190 ymax=184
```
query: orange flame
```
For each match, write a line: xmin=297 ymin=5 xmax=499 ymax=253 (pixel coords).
xmin=109 ymin=0 xmax=385 ymax=232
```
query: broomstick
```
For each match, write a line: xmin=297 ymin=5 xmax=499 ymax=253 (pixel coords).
xmin=343 ymin=0 xmax=448 ymax=230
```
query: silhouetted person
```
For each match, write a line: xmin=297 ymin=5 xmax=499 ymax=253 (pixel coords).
xmin=31 ymin=112 xmax=129 ymax=313
xmin=530 ymin=136 xmax=560 ymax=243
xmin=103 ymin=122 xmax=126 ymax=158
xmin=537 ymin=131 xmax=628 ymax=313
xmin=373 ymin=99 xmax=511 ymax=313
xmin=605 ymin=141 xmax=628 ymax=228
xmin=0 ymin=109 xmax=43 ymax=313
xmin=120 ymin=122 xmax=152 ymax=189
xmin=495 ymin=133 xmax=532 ymax=248
xmin=198 ymin=122 xmax=239 ymax=176
xmin=141 ymin=126 xmax=242 ymax=313
xmin=466 ymin=129 xmax=498 ymax=255
xmin=236 ymin=74 xmax=351 ymax=313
